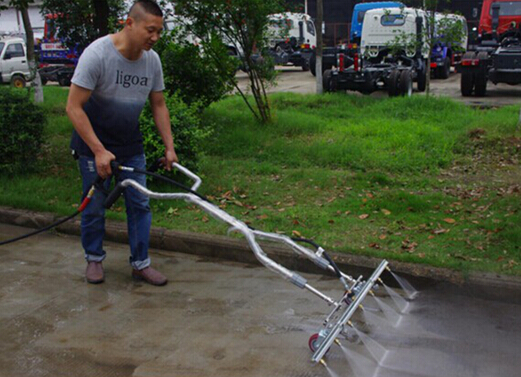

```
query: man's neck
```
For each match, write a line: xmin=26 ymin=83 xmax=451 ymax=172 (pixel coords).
xmin=110 ymin=32 xmax=143 ymax=61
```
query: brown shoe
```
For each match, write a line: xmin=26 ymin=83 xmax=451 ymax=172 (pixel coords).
xmin=132 ymin=266 xmax=167 ymax=286
xmin=86 ymin=261 xmax=104 ymax=284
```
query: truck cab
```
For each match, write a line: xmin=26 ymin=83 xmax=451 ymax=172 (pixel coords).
xmin=361 ymin=7 xmax=429 ymax=61
xmin=0 ymin=37 xmax=31 ymax=88
xmin=268 ymin=13 xmax=316 ymax=70
xmin=350 ymin=2 xmax=404 ymax=45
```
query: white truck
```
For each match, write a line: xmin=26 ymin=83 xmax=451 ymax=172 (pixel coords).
xmin=0 ymin=37 xmax=31 ymax=88
xmin=268 ymin=12 xmax=316 ymax=70
xmin=324 ymin=7 xmax=429 ymax=96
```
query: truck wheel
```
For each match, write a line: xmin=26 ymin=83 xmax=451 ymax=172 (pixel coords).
xmin=323 ymin=69 xmax=335 ymax=92
xmin=10 ymin=75 xmax=26 ymax=88
xmin=40 ymin=77 xmax=47 ymax=86
xmin=417 ymin=62 xmax=427 ymax=92
xmin=474 ymin=52 xmax=488 ymax=97
xmin=461 ymin=72 xmax=475 ymax=96
xmin=437 ymin=57 xmax=451 ymax=79
xmin=399 ymin=70 xmax=413 ymax=97
xmin=310 ymin=54 xmax=316 ymax=76
xmin=302 ymin=59 xmax=310 ymax=72
xmin=58 ymin=76 xmax=71 ymax=87
xmin=388 ymin=69 xmax=400 ymax=97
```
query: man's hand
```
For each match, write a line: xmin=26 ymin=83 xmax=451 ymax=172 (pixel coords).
xmin=95 ymin=149 xmax=116 ymax=179
xmin=163 ymin=148 xmax=179 ymax=171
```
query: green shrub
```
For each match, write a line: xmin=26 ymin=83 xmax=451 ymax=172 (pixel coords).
xmin=139 ymin=91 xmax=211 ymax=174
xmin=0 ymin=87 xmax=46 ymax=174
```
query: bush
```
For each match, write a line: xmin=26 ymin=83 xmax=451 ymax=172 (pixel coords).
xmin=139 ymin=91 xmax=211 ymax=174
xmin=155 ymin=31 xmax=235 ymax=107
xmin=0 ymin=87 xmax=46 ymax=175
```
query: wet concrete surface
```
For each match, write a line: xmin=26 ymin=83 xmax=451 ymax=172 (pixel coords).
xmin=237 ymin=67 xmax=521 ymax=108
xmin=1 ymin=223 xmax=520 ymax=377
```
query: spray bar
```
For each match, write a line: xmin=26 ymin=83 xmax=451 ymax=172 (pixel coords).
xmin=311 ymin=259 xmax=389 ymax=363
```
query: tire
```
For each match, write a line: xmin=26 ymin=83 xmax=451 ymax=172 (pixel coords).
xmin=301 ymin=58 xmax=310 ymax=72
xmin=399 ymin=70 xmax=413 ymax=97
xmin=322 ymin=69 xmax=334 ymax=92
xmin=310 ymin=54 xmax=316 ymax=76
xmin=460 ymin=72 xmax=475 ymax=96
xmin=40 ymin=77 xmax=48 ymax=86
xmin=387 ymin=69 xmax=400 ymax=97
xmin=474 ymin=52 xmax=488 ymax=97
xmin=10 ymin=75 xmax=26 ymax=88
xmin=460 ymin=52 xmax=476 ymax=96
xmin=417 ymin=62 xmax=427 ymax=92
xmin=437 ymin=56 xmax=451 ymax=79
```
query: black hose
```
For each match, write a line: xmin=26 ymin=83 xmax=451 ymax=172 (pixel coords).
xmin=291 ymin=237 xmax=343 ymax=278
xmin=0 ymin=211 xmax=80 ymax=246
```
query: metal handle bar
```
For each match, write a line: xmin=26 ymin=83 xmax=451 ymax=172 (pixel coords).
xmin=171 ymin=162 xmax=202 ymax=192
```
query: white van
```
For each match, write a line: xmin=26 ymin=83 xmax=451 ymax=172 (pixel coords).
xmin=0 ymin=37 xmax=31 ymax=87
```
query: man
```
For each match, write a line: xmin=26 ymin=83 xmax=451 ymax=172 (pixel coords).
xmin=66 ymin=0 xmax=177 ymax=286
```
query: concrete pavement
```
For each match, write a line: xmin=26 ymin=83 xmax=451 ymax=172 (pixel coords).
xmin=1 ymin=223 xmax=521 ymax=377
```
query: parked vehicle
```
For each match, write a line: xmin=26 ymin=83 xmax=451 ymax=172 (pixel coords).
xmin=268 ymin=13 xmax=316 ymax=71
xmin=323 ymin=7 xmax=428 ymax=96
xmin=431 ymin=13 xmax=468 ymax=79
xmin=310 ymin=2 xmax=404 ymax=76
xmin=36 ymin=14 xmax=81 ymax=86
xmin=0 ymin=37 xmax=31 ymax=88
xmin=460 ymin=0 xmax=521 ymax=96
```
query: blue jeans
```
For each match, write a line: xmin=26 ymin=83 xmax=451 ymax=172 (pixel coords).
xmin=78 ymin=154 xmax=151 ymax=270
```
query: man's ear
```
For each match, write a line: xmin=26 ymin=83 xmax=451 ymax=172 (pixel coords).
xmin=125 ymin=17 xmax=134 ymax=29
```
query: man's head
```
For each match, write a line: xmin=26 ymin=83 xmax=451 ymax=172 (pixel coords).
xmin=126 ymin=0 xmax=164 ymax=51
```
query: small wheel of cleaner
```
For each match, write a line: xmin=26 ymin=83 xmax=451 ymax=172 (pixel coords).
xmin=308 ymin=333 xmax=331 ymax=355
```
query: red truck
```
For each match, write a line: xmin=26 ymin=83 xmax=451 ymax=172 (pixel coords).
xmin=460 ymin=0 xmax=521 ymax=96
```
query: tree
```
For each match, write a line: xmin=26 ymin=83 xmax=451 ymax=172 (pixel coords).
xmin=41 ymin=0 xmax=126 ymax=51
xmin=174 ymin=0 xmax=283 ymax=124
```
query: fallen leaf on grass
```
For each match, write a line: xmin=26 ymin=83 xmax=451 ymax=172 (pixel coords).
xmin=432 ymin=228 xmax=450 ymax=235
xmin=328 ymin=219 xmax=335 ymax=224
xmin=256 ymin=214 xmax=268 ymax=220
xmin=379 ymin=234 xmax=387 ymax=240
xmin=381 ymin=209 xmax=391 ymax=216
xmin=443 ymin=218 xmax=456 ymax=224
xmin=359 ymin=214 xmax=369 ymax=220
xmin=418 ymin=253 xmax=426 ymax=258
xmin=369 ymin=243 xmax=380 ymax=249
xmin=401 ymin=239 xmax=418 ymax=253
xmin=201 ymin=216 xmax=209 ymax=223
xmin=292 ymin=230 xmax=302 ymax=237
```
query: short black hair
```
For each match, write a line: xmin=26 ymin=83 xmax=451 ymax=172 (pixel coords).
xmin=129 ymin=0 xmax=163 ymax=20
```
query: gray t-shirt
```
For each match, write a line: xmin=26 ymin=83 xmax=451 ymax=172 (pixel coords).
xmin=70 ymin=35 xmax=164 ymax=158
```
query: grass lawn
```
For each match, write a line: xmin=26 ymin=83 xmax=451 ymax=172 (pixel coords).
xmin=1 ymin=86 xmax=520 ymax=275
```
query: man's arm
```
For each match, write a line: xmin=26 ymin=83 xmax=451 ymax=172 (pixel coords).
xmin=149 ymin=90 xmax=178 ymax=170
xmin=66 ymin=84 xmax=115 ymax=178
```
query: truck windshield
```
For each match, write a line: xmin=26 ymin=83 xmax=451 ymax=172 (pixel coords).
xmin=381 ymin=14 xmax=406 ymax=26
xmin=490 ymin=1 xmax=521 ymax=16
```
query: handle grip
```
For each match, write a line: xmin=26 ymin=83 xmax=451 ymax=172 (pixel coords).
xmin=171 ymin=162 xmax=202 ymax=191
xmin=104 ymin=183 xmax=126 ymax=209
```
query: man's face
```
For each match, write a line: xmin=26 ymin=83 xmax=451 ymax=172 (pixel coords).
xmin=128 ymin=13 xmax=163 ymax=51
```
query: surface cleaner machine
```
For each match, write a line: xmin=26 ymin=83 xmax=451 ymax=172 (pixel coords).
xmin=101 ymin=161 xmax=410 ymax=367
xmin=0 ymin=160 xmax=410 ymax=367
